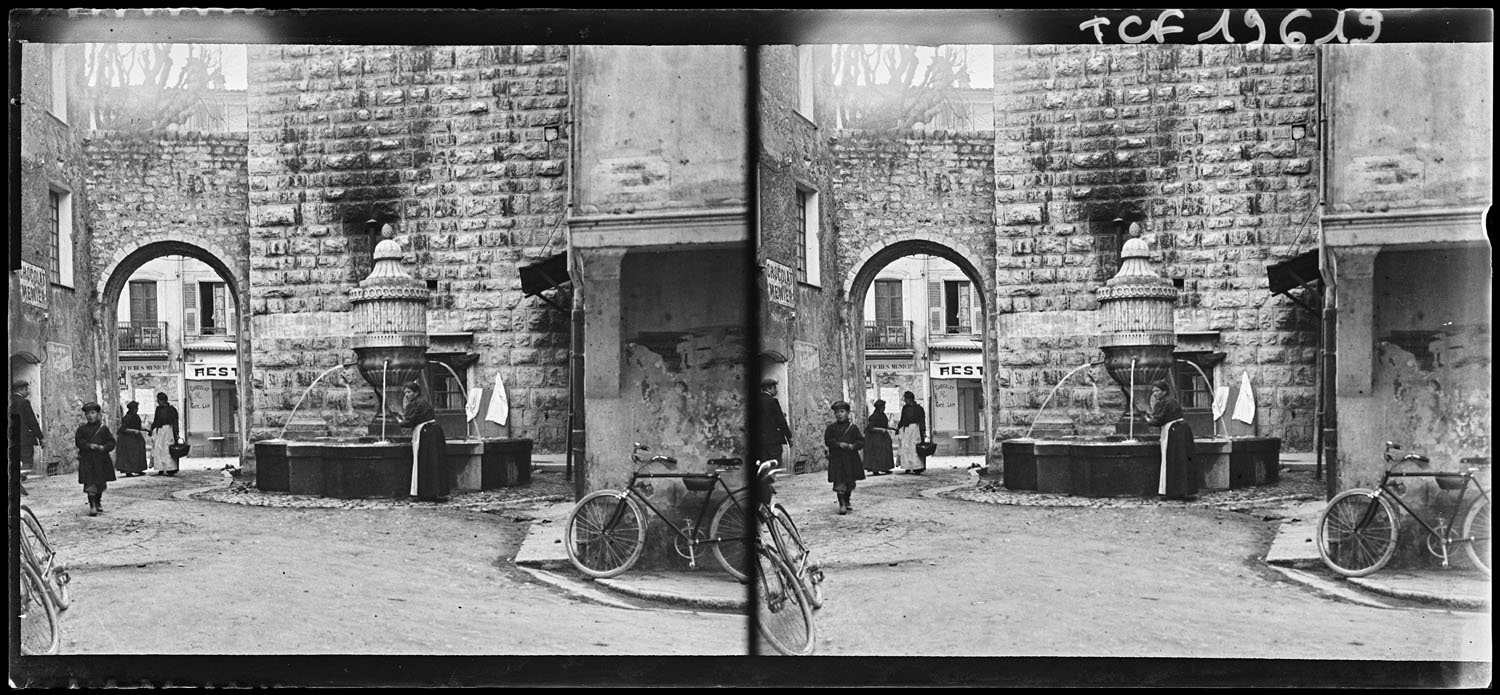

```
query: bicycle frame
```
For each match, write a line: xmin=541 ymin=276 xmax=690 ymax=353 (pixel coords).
xmin=618 ymin=469 xmax=747 ymax=549
xmin=1374 ymin=470 xmax=1490 ymax=558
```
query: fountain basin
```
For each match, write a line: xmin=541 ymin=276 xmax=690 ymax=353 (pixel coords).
xmin=254 ymin=437 xmax=534 ymax=499
xmin=1000 ymin=437 xmax=1281 ymax=498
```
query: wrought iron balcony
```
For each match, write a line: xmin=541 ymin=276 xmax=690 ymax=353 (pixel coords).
xmin=864 ymin=320 xmax=913 ymax=350
xmin=190 ymin=323 xmax=236 ymax=337
xmin=118 ymin=321 xmax=168 ymax=351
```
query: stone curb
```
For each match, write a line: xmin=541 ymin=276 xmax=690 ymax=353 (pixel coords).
xmin=514 ymin=566 xmax=642 ymax=611
xmin=592 ymin=577 xmax=747 ymax=612
xmin=1346 ymin=577 xmax=1492 ymax=611
xmin=1265 ymin=565 xmax=1401 ymax=610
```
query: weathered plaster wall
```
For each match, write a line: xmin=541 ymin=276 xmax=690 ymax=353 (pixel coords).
xmin=573 ymin=45 xmax=747 ymax=215
xmin=246 ymin=45 xmax=572 ymax=451
xmin=13 ymin=44 xmax=105 ymax=475
xmin=992 ymin=44 xmax=1321 ymax=448
xmin=1369 ymin=247 xmax=1491 ymax=480
xmin=1325 ymin=43 xmax=1493 ymax=215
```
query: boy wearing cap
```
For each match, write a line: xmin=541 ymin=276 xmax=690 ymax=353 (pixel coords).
xmin=10 ymin=380 xmax=45 ymax=473
xmin=823 ymin=400 xmax=865 ymax=515
xmin=75 ymin=402 xmax=117 ymax=516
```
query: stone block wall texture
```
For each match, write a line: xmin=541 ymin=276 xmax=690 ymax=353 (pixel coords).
xmin=991 ymin=44 xmax=1321 ymax=449
xmin=246 ymin=45 xmax=572 ymax=451
xmin=84 ymin=131 xmax=252 ymax=292
xmin=758 ymin=46 xmax=851 ymax=466
xmin=14 ymin=44 xmax=105 ymax=475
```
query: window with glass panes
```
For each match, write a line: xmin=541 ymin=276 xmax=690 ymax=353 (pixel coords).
xmin=426 ymin=356 xmax=467 ymax=412
xmin=1174 ymin=353 xmax=1215 ymax=410
xmin=49 ymin=191 xmax=62 ymax=284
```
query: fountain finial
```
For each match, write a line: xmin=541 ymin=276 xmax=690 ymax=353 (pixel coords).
xmin=1096 ymin=225 xmax=1177 ymax=433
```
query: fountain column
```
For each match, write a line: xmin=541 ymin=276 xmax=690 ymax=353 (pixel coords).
xmin=1096 ymin=227 xmax=1178 ymax=436
xmin=349 ymin=224 xmax=431 ymax=436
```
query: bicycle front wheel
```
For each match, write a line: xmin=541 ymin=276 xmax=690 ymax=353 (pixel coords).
xmin=769 ymin=504 xmax=823 ymax=609
xmin=20 ymin=561 xmax=60 ymax=656
xmin=709 ymin=492 xmax=753 ymax=582
xmin=755 ymin=545 xmax=815 ymax=656
xmin=20 ymin=505 xmax=56 ymax=571
xmin=1317 ymin=490 xmax=1398 ymax=577
xmin=1462 ymin=497 xmax=1490 ymax=576
xmin=564 ymin=491 xmax=646 ymax=579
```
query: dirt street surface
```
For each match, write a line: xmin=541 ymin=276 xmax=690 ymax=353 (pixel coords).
xmin=17 ymin=461 xmax=745 ymax=656
xmin=773 ymin=465 xmax=1491 ymax=662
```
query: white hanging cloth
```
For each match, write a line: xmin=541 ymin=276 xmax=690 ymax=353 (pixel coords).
xmin=465 ymin=386 xmax=485 ymax=423
xmin=1232 ymin=371 xmax=1256 ymax=425
xmin=486 ymin=372 xmax=510 ymax=426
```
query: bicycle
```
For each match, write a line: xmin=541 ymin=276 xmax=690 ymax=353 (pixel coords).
xmin=17 ymin=481 xmax=62 ymax=655
xmin=755 ymin=528 xmax=816 ymax=656
xmin=564 ymin=443 xmax=754 ymax=580
xmin=1316 ymin=442 xmax=1491 ymax=578
xmin=21 ymin=501 xmax=71 ymax=611
xmin=756 ymin=461 xmax=825 ymax=610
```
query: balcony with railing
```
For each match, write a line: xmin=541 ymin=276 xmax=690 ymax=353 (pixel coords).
xmin=188 ymin=322 xmax=236 ymax=338
xmin=118 ymin=321 xmax=168 ymax=351
xmin=864 ymin=320 xmax=913 ymax=351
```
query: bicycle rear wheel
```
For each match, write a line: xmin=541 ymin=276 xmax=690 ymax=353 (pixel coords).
xmin=20 ymin=561 xmax=60 ymax=656
xmin=768 ymin=504 xmax=823 ymax=609
xmin=755 ymin=545 xmax=815 ymax=656
xmin=564 ymin=491 xmax=646 ymax=578
xmin=1317 ymin=490 xmax=1398 ymax=577
xmin=20 ymin=505 xmax=56 ymax=571
xmin=709 ymin=492 xmax=752 ymax=582
xmin=1462 ymin=497 xmax=1490 ymax=576
xmin=20 ymin=530 xmax=71 ymax=611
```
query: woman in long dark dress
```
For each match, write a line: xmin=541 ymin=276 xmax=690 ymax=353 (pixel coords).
xmin=395 ymin=381 xmax=449 ymax=502
xmin=115 ymin=400 xmax=149 ymax=476
xmin=863 ymin=399 xmax=895 ymax=475
xmin=75 ymin=402 xmax=117 ymax=516
xmin=1144 ymin=379 xmax=1197 ymax=501
xmin=824 ymin=400 xmax=865 ymax=515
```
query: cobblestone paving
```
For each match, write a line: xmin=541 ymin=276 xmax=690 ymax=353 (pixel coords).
xmin=942 ymin=469 xmax=1325 ymax=511
xmin=191 ymin=469 xmax=574 ymax=512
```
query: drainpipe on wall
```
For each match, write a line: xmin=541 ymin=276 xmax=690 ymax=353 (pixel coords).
xmin=564 ymin=46 xmax=584 ymax=499
xmin=1315 ymin=48 xmax=1337 ymax=500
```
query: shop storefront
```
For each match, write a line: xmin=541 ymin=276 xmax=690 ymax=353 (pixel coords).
xmin=184 ymin=357 xmax=238 ymax=456
xmin=929 ymin=358 xmax=983 ymax=456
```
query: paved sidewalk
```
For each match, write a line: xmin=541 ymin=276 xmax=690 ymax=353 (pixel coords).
xmin=512 ymin=496 xmax=747 ymax=612
xmin=1263 ymin=499 xmax=1491 ymax=611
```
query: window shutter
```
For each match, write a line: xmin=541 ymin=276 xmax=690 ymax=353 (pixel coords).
xmin=183 ymin=282 xmax=198 ymax=336
xmin=224 ymin=285 xmax=237 ymax=335
xmin=970 ymin=285 xmax=983 ymax=336
xmin=928 ymin=282 xmax=942 ymax=333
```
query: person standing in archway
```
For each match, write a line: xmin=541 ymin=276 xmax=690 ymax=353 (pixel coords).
xmin=149 ymin=392 xmax=180 ymax=476
xmin=863 ymin=399 xmax=895 ymax=476
xmin=76 ymin=402 xmax=116 ymax=516
xmin=896 ymin=390 xmax=927 ymax=474
xmin=115 ymin=400 xmax=149 ymax=477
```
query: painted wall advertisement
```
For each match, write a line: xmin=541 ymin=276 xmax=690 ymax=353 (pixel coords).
xmin=19 ymin=262 xmax=47 ymax=309
xmin=764 ymin=259 xmax=795 ymax=308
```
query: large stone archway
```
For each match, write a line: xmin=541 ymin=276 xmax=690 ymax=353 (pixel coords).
xmin=840 ymin=235 xmax=998 ymax=459
xmin=99 ymin=238 xmax=254 ymax=468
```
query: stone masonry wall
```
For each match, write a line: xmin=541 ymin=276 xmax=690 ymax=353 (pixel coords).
xmin=84 ymin=131 xmax=251 ymax=293
xmin=246 ymin=45 xmax=572 ymax=451
xmin=992 ymin=44 xmax=1321 ymax=449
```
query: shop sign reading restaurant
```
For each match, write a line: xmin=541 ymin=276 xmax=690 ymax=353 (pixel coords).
xmin=930 ymin=363 xmax=983 ymax=379
xmin=186 ymin=362 xmax=238 ymax=380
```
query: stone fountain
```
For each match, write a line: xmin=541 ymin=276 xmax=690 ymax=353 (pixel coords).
xmin=254 ymin=225 xmax=533 ymax=499
xmin=1001 ymin=228 xmax=1281 ymax=497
